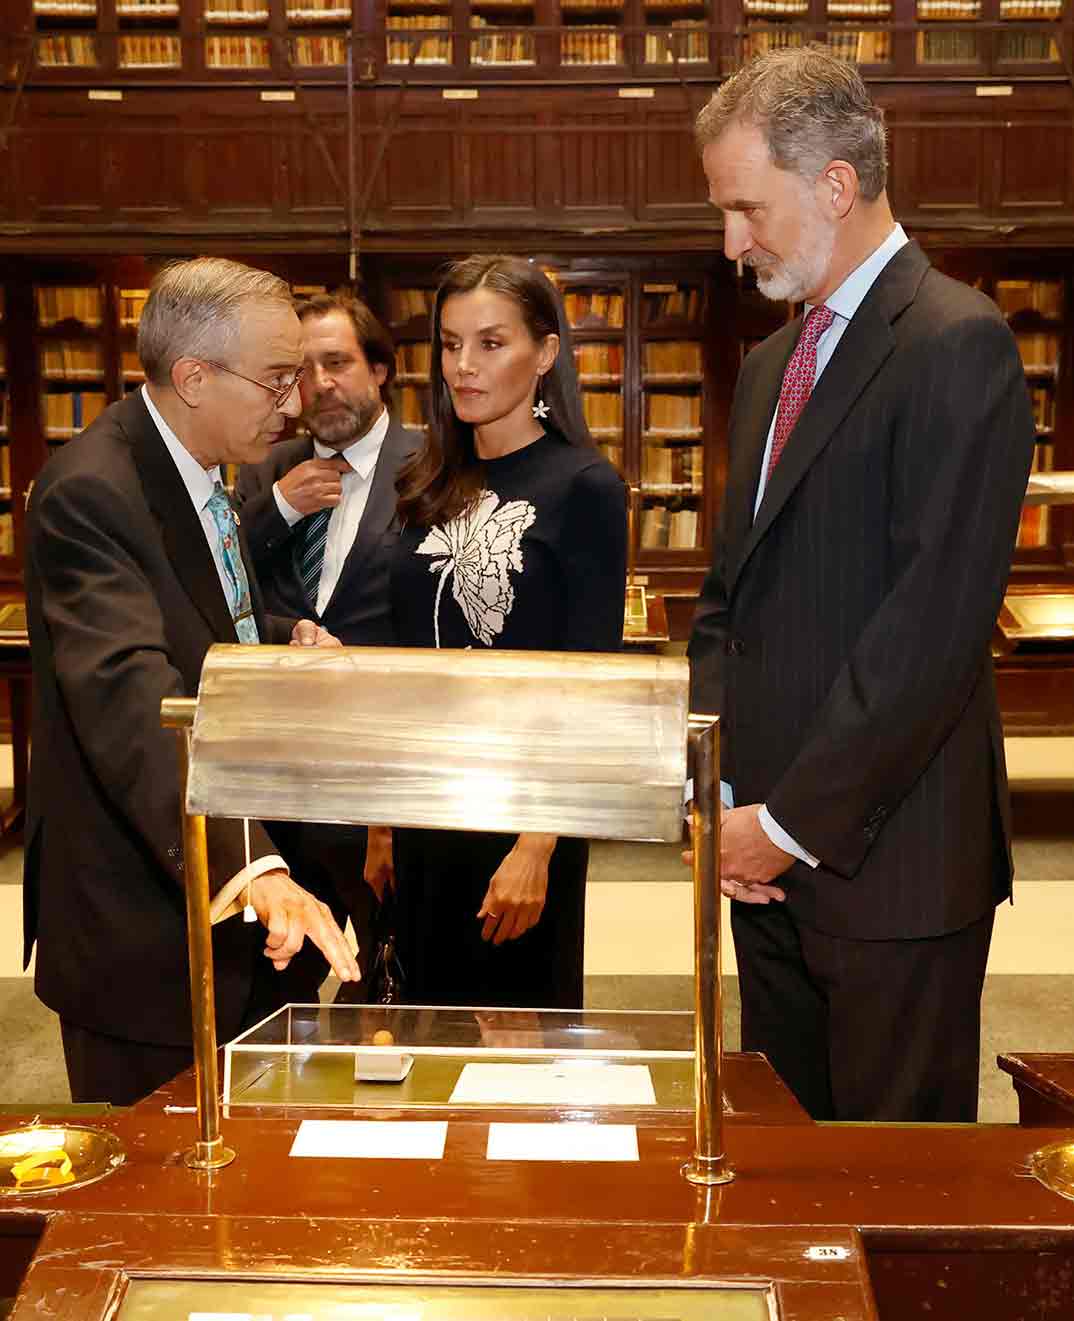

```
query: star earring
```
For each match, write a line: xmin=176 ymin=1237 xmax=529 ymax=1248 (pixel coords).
xmin=532 ymin=376 xmax=550 ymax=421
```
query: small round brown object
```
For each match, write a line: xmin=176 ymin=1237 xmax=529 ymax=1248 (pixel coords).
xmin=372 ymin=1029 xmax=395 ymax=1047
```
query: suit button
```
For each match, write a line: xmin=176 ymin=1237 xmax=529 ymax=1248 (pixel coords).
xmin=726 ymin=637 xmax=746 ymax=656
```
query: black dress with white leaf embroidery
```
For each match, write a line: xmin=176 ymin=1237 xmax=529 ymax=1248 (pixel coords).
xmin=390 ymin=431 xmax=627 ymax=1008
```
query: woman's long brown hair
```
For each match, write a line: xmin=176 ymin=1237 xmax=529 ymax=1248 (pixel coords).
xmin=396 ymin=255 xmax=593 ymax=529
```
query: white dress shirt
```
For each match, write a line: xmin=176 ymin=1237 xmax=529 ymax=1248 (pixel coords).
xmin=273 ymin=407 xmax=390 ymax=618
xmin=731 ymin=224 xmax=910 ymax=866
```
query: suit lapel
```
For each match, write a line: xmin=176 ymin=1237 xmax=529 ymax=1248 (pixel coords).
xmin=322 ymin=417 xmax=413 ymax=615
xmin=129 ymin=392 xmax=238 ymax=643
xmin=728 ymin=241 xmax=930 ymax=596
xmin=724 ymin=325 xmax=796 ymax=580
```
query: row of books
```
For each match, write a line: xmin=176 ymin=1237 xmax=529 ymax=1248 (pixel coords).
xmin=122 ymin=349 xmax=145 ymax=379
xmin=646 ymin=392 xmax=701 ymax=432
xmin=915 ymin=30 xmax=977 ymax=60
xmin=204 ymin=2 xmax=270 ymax=19
xmin=641 ymin=286 xmax=701 ymax=323
xmin=33 ymin=0 xmax=96 ymax=11
xmin=1016 ymin=439 xmax=1054 ymax=548
xmin=743 ymin=0 xmax=808 ymax=13
xmin=562 ymin=28 xmax=622 ymax=64
xmin=828 ymin=28 xmax=890 ymax=60
xmin=828 ymin=0 xmax=890 ymax=11
xmin=642 ymin=442 xmax=703 ymax=494
xmin=0 ymin=395 xmax=7 ymax=434
xmin=1017 ymin=332 xmax=1060 ymax=368
xmin=115 ymin=1 xmax=180 ymax=12
xmin=391 ymin=288 xmax=436 ymax=321
xmin=996 ymin=32 xmax=1060 ymax=59
xmin=41 ymin=343 xmax=104 ymax=379
xmin=564 ymin=291 xmax=625 ymax=329
xmin=0 ymin=515 xmax=13 ymax=560
xmin=293 ymin=34 xmax=347 ymax=62
xmin=37 ymin=35 xmax=98 ymax=66
xmin=386 ymin=16 xmax=451 ymax=63
xmin=640 ymin=505 xmax=699 ymax=549
xmin=582 ymin=390 xmax=624 ymax=431
xmin=597 ymin=441 xmax=624 ymax=473
xmin=744 ymin=29 xmax=804 ymax=54
xmin=37 ymin=287 xmax=102 ymax=328
xmin=574 ymin=342 xmax=623 ymax=377
xmin=1000 ymin=0 xmax=1063 ymax=12
xmin=0 ymin=444 xmax=9 ymax=486
xmin=645 ymin=23 xmax=709 ymax=62
xmin=42 ymin=391 xmax=108 ymax=433
xmin=917 ymin=0 xmax=980 ymax=14
xmin=1030 ymin=385 xmax=1056 ymax=432
xmin=205 ymin=35 xmax=271 ymax=64
xmin=397 ymin=342 xmax=433 ymax=375
xmin=119 ymin=290 xmax=149 ymax=326
xmin=119 ymin=36 xmax=181 ymax=66
xmin=643 ymin=340 xmax=702 ymax=376
xmin=287 ymin=0 xmax=353 ymax=16
xmin=398 ymin=385 xmax=429 ymax=429
xmin=470 ymin=19 xmax=536 ymax=63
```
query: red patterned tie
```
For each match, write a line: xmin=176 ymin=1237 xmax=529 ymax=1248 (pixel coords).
xmin=766 ymin=304 xmax=836 ymax=482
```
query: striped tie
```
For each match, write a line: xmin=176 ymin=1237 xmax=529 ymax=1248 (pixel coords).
xmin=296 ymin=507 xmax=331 ymax=611
xmin=205 ymin=482 xmax=260 ymax=644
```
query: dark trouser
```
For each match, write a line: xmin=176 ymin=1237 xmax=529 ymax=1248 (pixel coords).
xmin=731 ymin=901 xmax=995 ymax=1122
xmin=60 ymin=954 xmax=288 ymax=1107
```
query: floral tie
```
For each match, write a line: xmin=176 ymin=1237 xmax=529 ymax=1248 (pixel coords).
xmin=205 ymin=481 xmax=259 ymax=644
xmin=766 ymin=304 xmax=836 ymax=482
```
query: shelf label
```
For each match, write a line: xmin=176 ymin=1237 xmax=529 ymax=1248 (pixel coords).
xmin=261 ymin=90 xmax=296 ymax=102
xmin=88 ymin=90 xmax=123 ymax=101
xmin=620 ymin=87 xmax=655 ymax=98
xmin=806 ymin=1245 xmax=851 ymax=1261
xmin=976 ymin=84 xmax=1013 ymax=97
xmin=443 ymin=88 xmax=479 ymax=100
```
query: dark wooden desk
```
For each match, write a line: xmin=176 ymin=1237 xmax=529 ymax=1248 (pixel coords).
xmin=4 ymin=1091 xmax=1074 ymax=1319
xmin=998 ymin=1052 xmax=1074 ymax=1126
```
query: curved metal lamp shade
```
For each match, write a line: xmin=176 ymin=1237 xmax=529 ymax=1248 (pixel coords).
xmin=186 ymin=645 xmax=689 ymax=844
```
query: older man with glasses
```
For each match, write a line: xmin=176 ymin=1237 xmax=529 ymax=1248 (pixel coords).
xmin=24 ymin=256 xmax=360 ymax=1108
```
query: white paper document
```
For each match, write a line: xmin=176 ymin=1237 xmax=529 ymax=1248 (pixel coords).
xmin=289 ymin=1119 xmax=448 ymax=1160
xmin=449 ymin=1060 xmax=656 ymax=1106
xmin=486 ymin=1122 xmax=639 ymax=1162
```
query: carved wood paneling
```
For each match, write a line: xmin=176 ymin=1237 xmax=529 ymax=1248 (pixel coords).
xmin=558 ymin=113 xmax=632 ymax=216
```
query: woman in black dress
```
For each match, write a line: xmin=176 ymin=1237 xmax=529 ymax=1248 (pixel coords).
xmin=390 ymin=254 xmax=627 ymax=1009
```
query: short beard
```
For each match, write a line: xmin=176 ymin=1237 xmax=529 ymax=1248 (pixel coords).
xmin=305 ymin=394 xmax=381 ymax=449
xmin=750 ymin=204 xmax=837 ymax=305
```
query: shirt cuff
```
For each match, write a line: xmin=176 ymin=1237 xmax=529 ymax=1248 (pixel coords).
xmin=759 ymin=805 xmax=819 ymax=868
xmin=209 ymin=853 xmax=290 ymax=925
xmin=273 ymin=482 xmax=303 ymax=527
xmin=720 ymin=780 xmax=734 ymax=810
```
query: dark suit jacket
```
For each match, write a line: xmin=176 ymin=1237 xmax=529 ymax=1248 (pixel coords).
xmin=689 ymin=241 xmax=1036 ymax=942
xmin=24 ymin=390 xmax=292 ymax=1047
xmin=235 ymin=414 xmax=418 ymax=645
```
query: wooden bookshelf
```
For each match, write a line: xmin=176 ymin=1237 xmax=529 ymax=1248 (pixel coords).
xmin=35 ymin=284 xmax=110 ymax=448
xmin=386 ymin=281 xmax=436 ymax=436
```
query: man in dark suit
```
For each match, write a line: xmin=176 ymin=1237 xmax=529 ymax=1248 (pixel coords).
xmin=236 ymin=294 xmax=418 ymax=994
xmin=25 ymin=257 xmax=359 ymax=1106
xmin=688 ymin=48 xmax=1035 ymax=1122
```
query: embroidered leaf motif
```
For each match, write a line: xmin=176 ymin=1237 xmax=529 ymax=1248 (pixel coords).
xmin=417 ymin=490 xmax=536 ymax=647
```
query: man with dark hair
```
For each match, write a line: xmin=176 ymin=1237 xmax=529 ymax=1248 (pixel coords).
xmin=688 ymin=47 xmax=1035 ymax=1122
xmin=25 ymin=257 xmax=360 ymax=1105
xmin=236 ymin=293 xmax=417 ymax=994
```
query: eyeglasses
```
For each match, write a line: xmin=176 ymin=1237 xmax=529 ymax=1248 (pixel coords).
xmin=203 ymin=359 xmax=304 ymax=410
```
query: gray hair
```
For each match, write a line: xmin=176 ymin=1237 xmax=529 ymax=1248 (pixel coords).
xmin=137 ymin=257 xmax=293 ymax=386
xmin=695 ymin=45 xmax=887 ymax=202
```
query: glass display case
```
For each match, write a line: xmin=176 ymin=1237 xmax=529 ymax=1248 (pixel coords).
xmin=117 ymin=1277 xmax=776 ymax=1320
xmin=224 ymin=1003 xmax=716 ymax=1113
